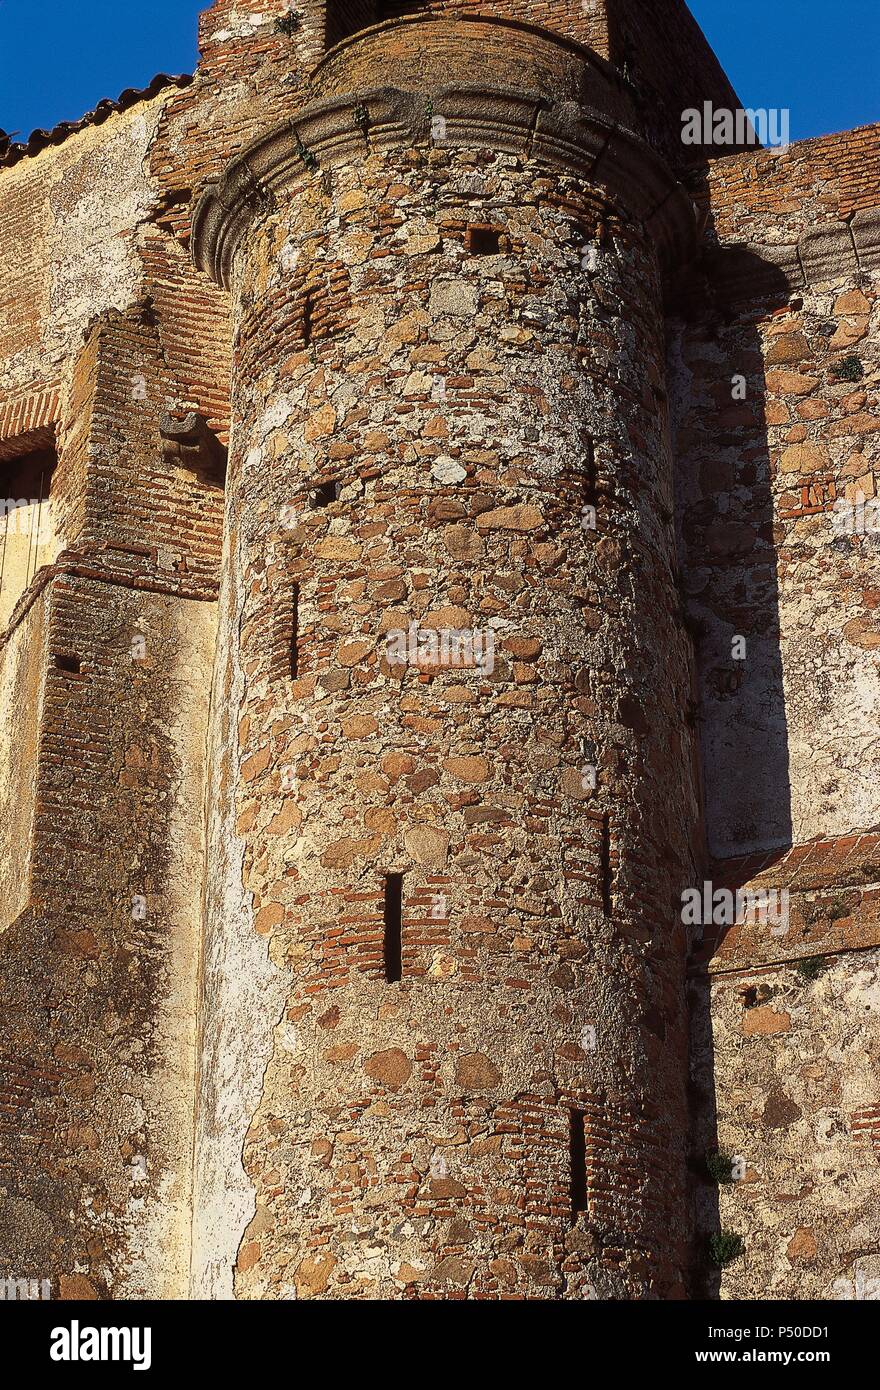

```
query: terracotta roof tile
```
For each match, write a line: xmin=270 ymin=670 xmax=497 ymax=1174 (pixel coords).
xmin=0 ymin=72 xmax=193 ymax=170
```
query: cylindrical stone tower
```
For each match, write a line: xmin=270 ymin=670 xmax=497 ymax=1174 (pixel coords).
xmin=193 ymin=14 xmax=701 ymax=1299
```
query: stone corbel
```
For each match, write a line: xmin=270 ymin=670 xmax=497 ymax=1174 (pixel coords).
xmin=160 ymin=411 xmax=227 ymax=482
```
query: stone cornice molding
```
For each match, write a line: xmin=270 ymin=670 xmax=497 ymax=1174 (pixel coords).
xmin=192 ymin=18 xmax=697 ymax=288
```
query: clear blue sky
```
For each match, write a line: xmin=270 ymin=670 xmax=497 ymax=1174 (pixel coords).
xmin=0 ymin=0 xmax=877 ymax=143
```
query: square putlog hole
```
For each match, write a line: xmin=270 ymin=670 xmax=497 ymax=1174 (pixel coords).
xmin=465 ymin=224 xmax=503 ymax=256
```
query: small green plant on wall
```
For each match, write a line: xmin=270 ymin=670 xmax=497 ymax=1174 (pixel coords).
xmin=709 ymin=1230 xmax=745 ymax=1267
xmin=706 ymin=1150 xmax=738 ymax=1184
xmin=276 ymin=10 xmax=303 ymax=36
xmin=797 ymin=955 xmax=827 ymax=980
xmin=831 ymin=355 xmax=864 ymax=382
xmin=295 ymin=134 xmax=318 ymax=170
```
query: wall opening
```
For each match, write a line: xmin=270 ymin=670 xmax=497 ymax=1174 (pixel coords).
xmin=466 ymin=224 xmax=503 ymax=256
xmin=301 ymin=288 xmax=315 ymax=346
xmin=383 ymin=872 xmax=403 ymax=982
xmin=569 ymin=1108 xmax=588 ymax=1218
xmin=582 ymin=435 xmax=597 ymax=508
xmin=0 ymin=443 xmax=57 ymax=631
xmin=54 ymin=653 xmax=81 ymax=675
xmin=310 ymin=480 xmax=340 ymax=508
xmin=600 ymin=812 xmax=613 ymax=917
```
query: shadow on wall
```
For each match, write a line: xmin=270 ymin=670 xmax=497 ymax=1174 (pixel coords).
xmin=325 ymin=0 xmax=449 ymax=49
xmin=672 ymin=244 xmax=794 ymax=864
xmin=669 ymin=218 xmax=796 ymax=1293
